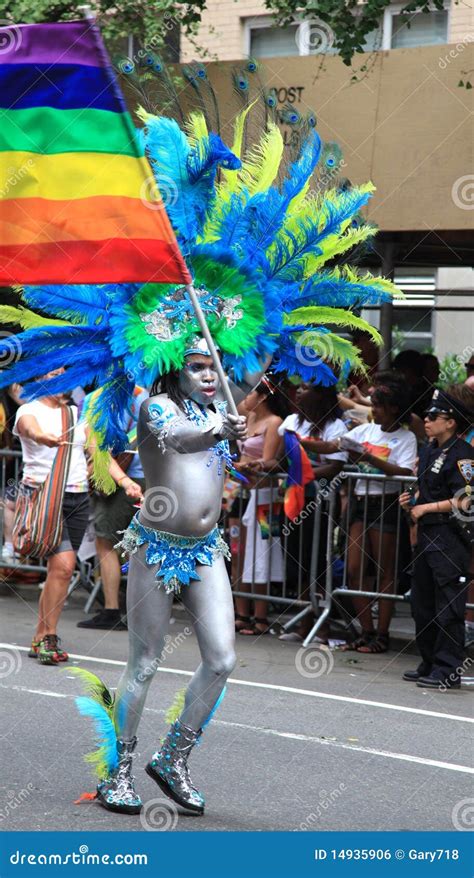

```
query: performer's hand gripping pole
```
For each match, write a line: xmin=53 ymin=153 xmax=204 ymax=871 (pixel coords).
xmin=185 ymin=284 xmax=239 ymax=417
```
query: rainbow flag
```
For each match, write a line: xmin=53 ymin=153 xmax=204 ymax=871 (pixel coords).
xmin=283 ymin=431 xmax=314 ymax=522
xmin=0 ymin=20 xmax=191 ymax=285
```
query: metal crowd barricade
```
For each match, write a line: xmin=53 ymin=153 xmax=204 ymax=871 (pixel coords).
xmin=230 ymin=472 xmax=345 ymax=637
xmin=0 ymin=448 xmax=97 ymax=602
xmin=301 ymin=469 xmax=474 ymax=648
xmin=229 ymin=467 xmax=474 ymax=648
xmin=296 ymin=471 xmax=417 ymax=647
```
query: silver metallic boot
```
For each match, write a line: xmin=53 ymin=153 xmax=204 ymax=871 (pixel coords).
xmin=145 ymin=720 xmax=204 ymax=814
xmin=96 ymin=737 xmax=142 ymax=814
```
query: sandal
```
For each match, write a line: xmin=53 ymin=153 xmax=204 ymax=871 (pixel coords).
xmin=357 ymin=633 xmax=390 ymax=654
xmin=341 ymin=630 xmax=376 ymax=651
xmin=38 ymin=634 xmax=69 ymax=665
xmin=235 ymin=613 xmax=251 ymax=633
xmin=239 ymin=617 xmax=272 ymax=636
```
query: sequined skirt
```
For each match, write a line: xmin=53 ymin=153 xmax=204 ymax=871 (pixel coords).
xmin=116 ymin=514 xmax=230 ymax=595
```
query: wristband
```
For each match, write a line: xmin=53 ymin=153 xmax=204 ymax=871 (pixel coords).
xmin=118 ymin=475 xmax=131 ymax=486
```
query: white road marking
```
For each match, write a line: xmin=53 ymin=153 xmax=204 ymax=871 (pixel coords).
xmin=2 ymin=642 xmax=473 ymax=724
xmin=211 ymin=719 xmax=474 ymax=776
xmin=0 ymin=683 xmax=68 ymax=698
xmin=2 ymin=680 xmax=472 ymax=776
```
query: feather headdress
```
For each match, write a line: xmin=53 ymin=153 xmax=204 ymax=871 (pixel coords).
xmin=0 ymin=60 xmax=401 ymax=463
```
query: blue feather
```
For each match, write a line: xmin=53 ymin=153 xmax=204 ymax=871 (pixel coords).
xmin=143 ymin=117 xmax=240 ymax=250
xmin=22 ymin=285 xmax=108 ymax=327
xmin=296 ymin=270 xmax=394 ymax=309
xmin=273 ymin=338 xmax=337 ymax=385
xmin=202 ymin=685 xmax=227 ymax=730
xmin=215 ymin=131 xmax=321 ymax=256
xmin=187 ymin=132 xmax=240 ymax=231
xmin=143 ymin=116 xmax=195 ymax=246
xmin=0 ymin=326 xmax=110 ymax=390
xmin=268 ymin=188 xmax=373 ymax=282
xmin=75 ymin=696 xmax=118 ymax=777
xmin=84 ymin=375 xmax=135 ymax=453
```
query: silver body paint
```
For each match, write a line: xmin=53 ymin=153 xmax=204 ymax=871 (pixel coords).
xmin=113 ymin=358 xmax=248 ymax=741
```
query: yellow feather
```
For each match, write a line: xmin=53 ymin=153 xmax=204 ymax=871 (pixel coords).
xmin=239 ymin=122 xmax=284 ymax=195
xmin=202 ymin=121 xmax=284 ymax=243
xmin=0 ymin=305 xmax=69 ymax=330
xmin=136 ymin=105 xmax=152 ymax=124
xmin=185 ymin=110 xmax=208 ymax=146
xmin=164 ymin=688 xmax=186 ymax=725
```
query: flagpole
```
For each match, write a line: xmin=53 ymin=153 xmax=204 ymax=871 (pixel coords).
xmin=186 ymin=284 xmax=239 ymax=417
xmin=78 ymin=6 xmax=239 ymax=418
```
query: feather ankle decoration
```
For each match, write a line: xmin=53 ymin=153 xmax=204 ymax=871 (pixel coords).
xmin=75 ymin=696 xmax=118 ymax=780
xmin=164 ymin=687 xmax=186 ymax=726
xmin=73 ymin=669 xmax=118 ymax=780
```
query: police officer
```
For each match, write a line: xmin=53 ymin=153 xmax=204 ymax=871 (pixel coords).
xmin=400 ymin=389 xmax=473 ymax=689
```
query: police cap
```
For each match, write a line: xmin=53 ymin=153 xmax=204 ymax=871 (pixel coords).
xmin=426 ymin=388 xmax=472 ymax=425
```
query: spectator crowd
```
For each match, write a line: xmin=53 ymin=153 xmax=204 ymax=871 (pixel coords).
xmin=1 ymin=339 xmax=473 ymax=684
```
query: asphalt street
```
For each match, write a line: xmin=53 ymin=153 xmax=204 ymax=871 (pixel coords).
xmin=0 ymin=581 xmax=472 ymax=833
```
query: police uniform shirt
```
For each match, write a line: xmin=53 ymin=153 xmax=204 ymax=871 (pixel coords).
xmin=417 ymin=436 xmax=473 ymax=507
xmin=416 ymin=436 xmax=473 ymax=588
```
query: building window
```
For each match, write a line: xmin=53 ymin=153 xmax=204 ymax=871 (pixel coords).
xmin=389 ymin=9 xmax=449 ymax=48
xmin=392 ymin=270 xmax=435 ymax=351
xmin=245 ymin=4 xmax=449 ymax=60
xmin=249 ymin=23 xmax=300 ymax=58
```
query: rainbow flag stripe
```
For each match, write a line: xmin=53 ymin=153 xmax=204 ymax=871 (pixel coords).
xmin=0 ymin=20 xmax=191 ymax=285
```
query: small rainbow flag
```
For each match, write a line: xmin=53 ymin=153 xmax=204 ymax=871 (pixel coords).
xmin=283 ymin=431 xmax=314 ymax=522
xmin=0 ymin=20 xmax=191 ymax=285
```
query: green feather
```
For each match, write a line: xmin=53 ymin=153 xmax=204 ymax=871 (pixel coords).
xmin=164 ymin=687 xmax=186 ymax=725
xmin=83 ymin=411 xmax=116 ymax=495
xmin=292 ymin=328 xmax=366 ymax=374
xmin=285 ymin=307 xmax=383 ymax=347
xmin=67 ymin=667 xmax=115 ymax=717
xmin=238 ymin=121 xmax=284 ymax=196
xmin=0 ymin=305 xmax=69 ymax=330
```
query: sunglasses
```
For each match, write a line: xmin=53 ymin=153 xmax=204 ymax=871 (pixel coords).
xmin=424 ymin=410 xmax=450 ymax=422
xmin=465 ymin=362 xmax=474 ymax=371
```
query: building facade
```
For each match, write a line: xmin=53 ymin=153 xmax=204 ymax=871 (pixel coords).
xmin=179 ymin=2 xmax=474 ymax=360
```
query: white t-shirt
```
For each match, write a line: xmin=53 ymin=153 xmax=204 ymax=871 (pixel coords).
xmin=346 ymin=422 xmax=417 ymax=496
xmin=278 ymin=414 xmax=347 ymax=464
xmin=14 ymin=401 xmax=88 ymax=491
